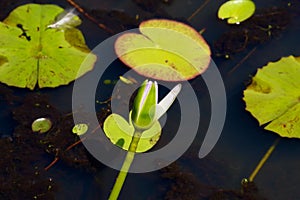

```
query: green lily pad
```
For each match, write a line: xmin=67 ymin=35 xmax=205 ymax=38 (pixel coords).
xmin=72 ymin=123 xmax=89 ymax=136
xmin=115 ymin=19 xmax=211 ymax=81
xmin=0 ymin=4 xmax=97 ymax=90
xmin=103 ymin=113 xmax=161 ymax=152
xmin=31 ymin=117 xmax=52 ymax=133
xmin=243 ymin=56 xmax=300 ymax=138
xmin=218 ymin=0 xmax=255 ymax=24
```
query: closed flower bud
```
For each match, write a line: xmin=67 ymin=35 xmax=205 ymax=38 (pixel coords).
xmin=131 ymin=80 xmax=158 ymax=130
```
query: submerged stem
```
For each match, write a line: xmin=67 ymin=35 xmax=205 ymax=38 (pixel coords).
xmin=108 ymin=130 xmax=142 ymax=200
xmin=248 ymin=137 xmax=280 ymax=182
xmin=187 ymin=0 xmax=211 ymax=21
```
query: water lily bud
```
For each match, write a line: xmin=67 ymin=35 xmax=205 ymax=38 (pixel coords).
xmin=131 ymin=80 xmax=158 ymax=130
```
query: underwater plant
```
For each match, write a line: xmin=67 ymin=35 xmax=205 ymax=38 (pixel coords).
xmin=218 ymin=0 xmax=256 ymax=24
xmin=114 ymin=19 xmax=211 ymax=81
xmin=243 ymin=55 xmax=300 ymax=182
xmin=103 ymin=80 xmax=181 ymax=200
xmin=0 ymin=4 xmax=96 ymax=90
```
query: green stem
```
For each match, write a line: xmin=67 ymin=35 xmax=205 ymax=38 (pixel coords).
xmin=108 ymin=130 xmax=142 ymax=200
xmin=248 ymin=137 xmax=280 ymax=182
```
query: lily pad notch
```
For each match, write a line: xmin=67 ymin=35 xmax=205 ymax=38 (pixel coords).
xmin=0 ymin=4 xmax=97 ymax=90
xmin=115 ymin=19 xmax=211 ymax=81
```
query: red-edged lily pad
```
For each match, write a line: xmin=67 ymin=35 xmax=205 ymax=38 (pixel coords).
xmin=115 ymin=19 xmax=211 ymax=81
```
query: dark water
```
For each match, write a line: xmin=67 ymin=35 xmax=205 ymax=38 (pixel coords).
xmin=1 ymin=0 xmax=300 ymax=199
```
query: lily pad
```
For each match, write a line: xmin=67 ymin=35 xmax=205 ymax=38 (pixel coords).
xmin=31 ymin=117 xmax=52 ymax=133
xmin=0 ymin=4 xmax=97 ymax=90
xmin=218 ymin=0 xmax=255 ymax=24
xmin=115 ymin=19 xmax=211 ymax=81
xmin=72 ymin=123 xmax=89 ymax=136
xmin=103 ymin=113 xmax=161 ymax=152
xmin=243 ymin=56 xmax=300 ymax=138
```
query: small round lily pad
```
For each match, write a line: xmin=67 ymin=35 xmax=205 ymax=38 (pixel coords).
xmin=31 ymin=117 xmax=52 ymax=133
xmin=72 ymin=123 xmax=89 ymax=136
xmin=115 ymin=19 xmax=211 ymax=81
xmin=218 ymin=0 xmax=255 ymax=24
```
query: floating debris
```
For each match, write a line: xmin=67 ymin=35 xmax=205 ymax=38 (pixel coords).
xmin=47 ymin=8 xmax=81 ymax=30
